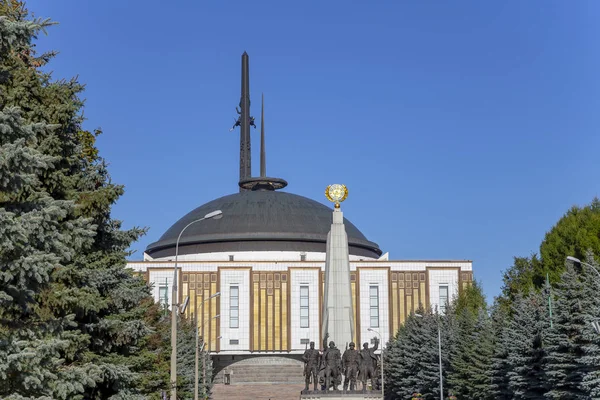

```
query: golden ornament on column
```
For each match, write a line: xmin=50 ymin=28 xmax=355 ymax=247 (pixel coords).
xmin=325 ymin=184 xmax=348 ymax=208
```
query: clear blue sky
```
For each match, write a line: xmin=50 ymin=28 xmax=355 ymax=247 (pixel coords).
xmin=29 ymin=1 xmax=599 ymax=302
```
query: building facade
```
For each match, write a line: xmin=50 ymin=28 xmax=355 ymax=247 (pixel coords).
xmin=128 ymin=257 xmax=473 ymax=355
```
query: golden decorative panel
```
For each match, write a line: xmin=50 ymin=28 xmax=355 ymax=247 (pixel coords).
xmin=181 ymin=274 xmax=220 ymax=353
xmin=251 ymin=269 xmax=288 ymax=352
xmin=389 ymin=270 xmax=429 ymax=337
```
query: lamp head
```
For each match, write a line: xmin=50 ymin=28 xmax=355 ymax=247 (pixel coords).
xmin=204 ymin=210 xmax=223 ymax=220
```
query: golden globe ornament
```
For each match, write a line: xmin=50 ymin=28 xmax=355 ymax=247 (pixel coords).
xmin=325 ymin=184 xmax=348 ymax=209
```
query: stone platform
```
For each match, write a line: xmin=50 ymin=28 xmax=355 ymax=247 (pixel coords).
xmin=300 ymin=390 xmax=382 ymax=400
xmin=210 ymin=384 xmax=383 ymax=400
xmin=211 ymin=383 xmax=304 ymax=400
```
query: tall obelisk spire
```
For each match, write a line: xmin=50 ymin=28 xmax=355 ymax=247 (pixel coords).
xmin=239 ymin=52 xmax=252 ymax=191
xmin=234 ymin=53 xmax=287 ymax=192
xmin=322 ymin=184 xmax=354 ymax=352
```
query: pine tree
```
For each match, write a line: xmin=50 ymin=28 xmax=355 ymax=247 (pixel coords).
xmin=505 ymin=292 xmax=548 ymax=399
xmin=446 ymin=281 xmax=493 ymax=399
xmin=578 ymin=252 xmax=600 ymax=397
xmin=0 ymin=8 xmax=98 ymax=398
xmin=488 ymin=301 xmax=513 ymax=400
xmin=447 ymin=310 xmax=494 ymax=399
xmin=543 ymin=261 xmax=597 ymax=399
xmin=0 ymin=3 xmax=168 ymax=398
xmin=176 ymin=317 xmax=200 ymax=399
xmin=384 ymin=309 xmax=447 ymax=399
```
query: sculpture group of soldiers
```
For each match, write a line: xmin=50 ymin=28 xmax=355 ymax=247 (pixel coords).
xmin=302 ymin=333 xmax=380 ymax=392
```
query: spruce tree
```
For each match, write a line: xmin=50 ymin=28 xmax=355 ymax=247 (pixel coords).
xmin=0 ymin=8 xmax=98 ymax=398
xmin=447 ymin=309 xmax=494 ymax=399
xmin=384 ymin=309 xmax=447 ymax=399
xmin=0 ymin=3 xmax=168 ymax=398
xmin=488 ymin=301 xmax=513 ymax=400
xmin=543 ymin=261 xmax=598 ymax=399
xmin=578 ymin=252 xmax=600 ymax=398
xmin=446 ymin=281 xmax=493 ymax=399
xmin=505 ymin=292 xmax=548 ymax=399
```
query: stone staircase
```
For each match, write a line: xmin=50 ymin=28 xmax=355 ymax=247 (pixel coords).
xmin=210 ymin=383 xmax=304 ymax=400
xmin=214 ymin=355 xmax=304 ymax=385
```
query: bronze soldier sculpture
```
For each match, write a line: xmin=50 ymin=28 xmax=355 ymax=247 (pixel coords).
xmin=342 ymin=342 xmax=360 ymax=391
xmin=359 ymin=336 xmax=379 ymax=391
xmin=302 ymin=341 xmax=320 ymax=392
xmin=321 ymin=333 xmax=342 ymax=391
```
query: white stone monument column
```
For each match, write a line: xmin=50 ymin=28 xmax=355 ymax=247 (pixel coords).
xmin=321 ymin=185 xmax=354 ymax=350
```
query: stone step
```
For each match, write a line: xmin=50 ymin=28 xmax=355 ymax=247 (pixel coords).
xmin=210 ymin=383 xmax=305 ymax=400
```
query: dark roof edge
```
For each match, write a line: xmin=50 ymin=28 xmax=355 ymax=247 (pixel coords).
xmin=146 ymin=233 xmax=380 ymax=254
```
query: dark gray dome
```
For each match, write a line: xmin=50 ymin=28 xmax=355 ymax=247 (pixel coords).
xmin=145 ymin=191 xmax=381 ymax=259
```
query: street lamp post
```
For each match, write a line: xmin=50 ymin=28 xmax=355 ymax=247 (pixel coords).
xmin=170 ymin=210 xmax=223 ymax=400
xmin=195 ymin=311 xmax=220 ymax=400
xmin=367 ymin=328 xmax=384 ymax=399
xmin=414 ymin=314 xmax=443 ymax=400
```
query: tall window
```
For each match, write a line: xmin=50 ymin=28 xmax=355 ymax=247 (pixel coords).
xmin=370 ymin=285 xmax=379 ymax=328
xmin=230 ymin=286 xmax=239 ymax=328
xmin=159 ymin=285 xmax=168 ymax=307
xmin=439 ymin=285 xmax=449 ymax=313
xmin=300 ymin=286 xmax=309 ymax=328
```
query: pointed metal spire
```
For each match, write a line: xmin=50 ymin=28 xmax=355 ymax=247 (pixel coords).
xmin=239 ymin=52 xmax=252 ymax=191
xmin=260 ymin=93 xmax=266 ymax=178
xmin=234 ymin=54 xmax=288 ymax=192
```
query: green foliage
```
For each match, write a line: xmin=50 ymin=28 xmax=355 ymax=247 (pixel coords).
xmin=501 ymin=198 xmax=600 ymax=304
xmin=0 ymin=4 xmax=177 ymax=398
xmin=578 ymin=252 xmax=600 ymax=397
xmin=544 ymin=260 xmax=600 ymax=399
xmin=453 ymin=280 xmax=486 ymax=317
xmin=173 ymin=317 xmax=214 ymax=399
xmin=500 ymin=255 xmax=541 ymax=308
xmin=447 ymin=283 xmax=494 ymax=400
xmin=540 ymin=198 xmax=600 ymax=284
xmin=384 ymin=199 xmax=600 ymax=398
xmin=505 ymin=292 xmax=548 ymax=398
xmin=384 ymin=308 xmax=451 ymax=400
xmin=488 ymin=303 xmax=512 ymax=400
